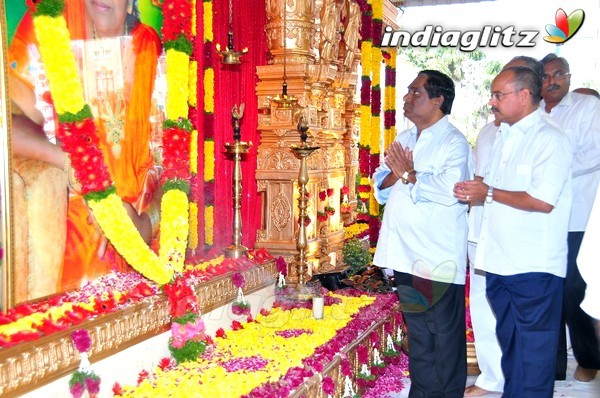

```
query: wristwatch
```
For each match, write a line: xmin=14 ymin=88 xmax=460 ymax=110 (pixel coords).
xmin=485 ymin=186 xmax=494 ymax=204
xmin=401 ymin=170 xmax=410 ymax=184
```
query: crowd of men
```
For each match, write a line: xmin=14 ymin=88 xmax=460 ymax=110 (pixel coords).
xmin=373 ymin=54 xmax=599 ymax=397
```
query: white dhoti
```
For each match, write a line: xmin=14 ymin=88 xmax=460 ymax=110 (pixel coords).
xmin=468 ymin=241 xmax=504 ymax=393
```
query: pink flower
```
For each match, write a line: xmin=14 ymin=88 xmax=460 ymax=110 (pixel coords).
xmin=170 ymin=323 xmax=187 ymax=348
xmin=322 ymin=376 xmax=335 ymax=395
xmin=370 ymin=331 xmax=381 ymax=348
xmin=232 ymin=303 xmax=251 ymax=316
xmin=341 ymin=357 xmax=352 ymax=377
xmin=85 ymin=375 xmax=101 ymax=394
xmin=231 ymin=272 xmax=245 ymax=289
xmin=189 ymin=318 xmax=206 ymax=338
xmin=275 ymin=256 xmax=288 ymax=275
xmin=71 ymin=329 xmax=91 ymax=353
xmin=357 ymin=344 xmax=369 ymax=364
xmin=69 ymin=382 xmax=85 ymax=398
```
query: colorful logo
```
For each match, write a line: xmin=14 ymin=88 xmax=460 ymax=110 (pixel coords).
xmin=544 ymin=8 xmax=585 ymax=43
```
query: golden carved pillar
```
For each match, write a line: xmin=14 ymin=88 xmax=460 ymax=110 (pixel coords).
xmin=256 ymin=0 xmax=360 ymax=281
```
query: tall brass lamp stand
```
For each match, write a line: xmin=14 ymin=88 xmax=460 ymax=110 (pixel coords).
xmin=290 ymin=116 xmax=319 ymax=297
xmin=223 ymin=104 xmax=251 ymax=258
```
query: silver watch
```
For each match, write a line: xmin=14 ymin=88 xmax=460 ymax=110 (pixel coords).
xmin=401 ymin=170 xmax=410 ymax=184
xmin=485 ymin=186 xmax=494 ymax=204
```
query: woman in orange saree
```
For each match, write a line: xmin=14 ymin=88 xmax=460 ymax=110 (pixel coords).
xmin=9 ymin=0 xmax=162 ymax=292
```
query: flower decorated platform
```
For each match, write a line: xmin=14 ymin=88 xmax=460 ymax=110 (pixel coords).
xmin=114 ymin=290 xmax=403 ymax=398
xmin=0 ymin=253 xmax=277 ymax=398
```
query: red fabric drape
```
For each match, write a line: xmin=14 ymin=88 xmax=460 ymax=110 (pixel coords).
xmin=212 ymin=0 xmax=267 ymax=249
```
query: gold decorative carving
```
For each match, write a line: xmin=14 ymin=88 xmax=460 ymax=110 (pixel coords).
xmin=331 ymin=146 xmax=345 ymax=169
xmin=256 ymin=228 xmax=268 ymax=242
xmin=258 ymin=113 xmax=271 ymax=127
xmin=272 ymin=190 xmax=292 ymax=232
xmin=257 ymin=180 xmax=268 ymax=192
xmin=272 ymin=107 xmax=294 ymax=125
xmin=0 ymin=263 xmax=277 ymax=398
xmin=258 ymin=149 xmax=297 ymax=170
xmin=273 ymin=128 xmax=291 ymax=138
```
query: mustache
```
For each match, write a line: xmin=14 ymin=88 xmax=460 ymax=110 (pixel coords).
xmin=490 ymin=106 xmax=499 ymax=113
xmin=545 ymin=84 xmax=560 ymax=92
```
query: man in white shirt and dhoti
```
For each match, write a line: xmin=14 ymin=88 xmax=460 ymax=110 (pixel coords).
xmin=373 ymin=70 xmax=472 ymax=397
xmin=455 ymin=66 xmax=572 ymax=397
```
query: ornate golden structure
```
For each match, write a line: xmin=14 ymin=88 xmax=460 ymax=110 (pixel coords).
xmin=256 ymin=0 xmax=362 ymax=282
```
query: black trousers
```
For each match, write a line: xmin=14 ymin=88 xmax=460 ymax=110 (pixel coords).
xmin=395 ymin=271 xmax=467 ymax=398
xmin=557 ymin=231 xmax=600 ymax=377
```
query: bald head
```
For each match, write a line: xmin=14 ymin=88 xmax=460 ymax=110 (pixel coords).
xmin=573 ymin=87 xmax=600 ymax=100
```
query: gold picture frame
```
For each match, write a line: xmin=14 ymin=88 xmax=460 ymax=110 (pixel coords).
xmin=0 ymin=0 xmax=12 ymax=311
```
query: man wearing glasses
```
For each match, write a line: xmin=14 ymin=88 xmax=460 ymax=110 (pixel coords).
xmin=540 ymin=53 xmax=600 ymax=383
xmin=464 ymin=56 xmax=545 ymax=397
xmin=455 ymin=66 xmax=572 ymax=397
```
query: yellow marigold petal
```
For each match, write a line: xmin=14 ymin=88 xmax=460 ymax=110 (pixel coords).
xmin=159 ymin=189 xmax=189 ymax=274
xmin=204 ymin=140 xmax=215 ymax=181
xmin=188 ymin=202 xmax=199 ymax=250
xmin=166 ymin=50 xmax=190 ymax=120
xmin=189 ymin=61 xmax=198 ymax=107
xmin=204 ymin=67 xmax=215 ymax=114
xmin=190 ymin=129 xmax=198 ymax=174
xmin=203 ymin=2 xmax=213 ymax=42
xmin=205 ymin=205 xmax=214 ymax=246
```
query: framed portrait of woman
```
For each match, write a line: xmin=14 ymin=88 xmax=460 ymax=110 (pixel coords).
xmin=3 ymin=0 xmax=166 ymax=306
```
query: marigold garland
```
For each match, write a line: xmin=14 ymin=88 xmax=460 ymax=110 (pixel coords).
xmin=368 ymin=0 xmax=383 ymax=224
xmin=203 ymin=66 xmax=215 ymax=114
xmin=186 ymin=0 xmax=200 ymax=251
xmin=32 ymin=15 xmax=84 ymax=115
xmin=357 ymin=0 xmax=373 ymax=222
xmin=166 ymin=49 xmax=191 ymax=119
xmin=87 ymin=194 xmax=173 ymax=284
xmin=384 ymin=51 xmax=397 ymax=149
xmin=205 ymin=205 xmax=214 ymax=246
xmin=203 ymin=0 xmax=213 ymax=41
xmin=191 ymin=0 xmax=197 ymax=36
xmin=189 ymin=61 xmax=198 ymax=107
xmin=204 ymin=140 xmax=215 ymax=181
xmin=188 ymin=202 xmax=199 ymax=250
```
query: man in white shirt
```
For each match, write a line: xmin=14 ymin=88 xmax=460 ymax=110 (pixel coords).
xmin=373 ymin=70 xmax=472 ymax=397
xmin=465 ymin=55 xmax=545 ymax=397
xmin=540 ymin=53 xmax=600 ymax=382
xmin=454 ymin=66 xmax=572 ymax=397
